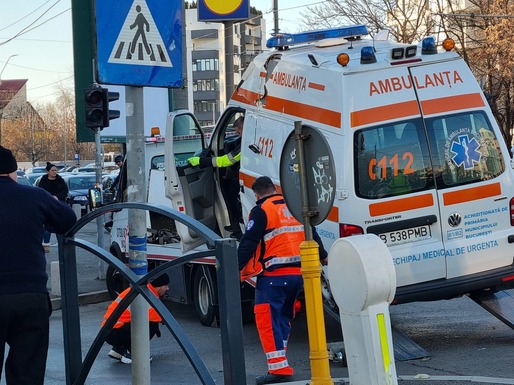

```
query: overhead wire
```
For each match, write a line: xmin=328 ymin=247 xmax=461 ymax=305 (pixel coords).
xmin=0 ymin=0 xmax=65 ymax=47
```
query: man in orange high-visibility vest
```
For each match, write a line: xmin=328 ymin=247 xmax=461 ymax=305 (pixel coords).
xmin=101 ymin=274 xmax=169 ymax=364
xmin=238 ymin=176 xmax=328 ymax=385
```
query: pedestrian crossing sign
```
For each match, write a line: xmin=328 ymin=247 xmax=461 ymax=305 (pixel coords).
xmin=96 ymin=0 xmax=182 ymax=87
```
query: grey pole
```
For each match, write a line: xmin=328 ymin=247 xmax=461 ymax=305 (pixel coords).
xmin=224 ymin=21 xmax=235 ymax=102
xmin=126 ymin=86 xmax=150 ymax=384
xmin=94 ymin=129 xmax=105 ymax=279
xmin=273 ymin=0 xmax=280 ymax=34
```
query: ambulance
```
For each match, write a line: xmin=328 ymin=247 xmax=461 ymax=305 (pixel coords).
xmin=109 ymin=25 xmax=514 ymax=325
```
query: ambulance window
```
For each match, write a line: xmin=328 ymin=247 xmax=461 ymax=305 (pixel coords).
xmin=354 ymin=119 xmax=433 ymax=199
xmin=425 ymin=111 xmax=505 ymax=188
xmin=151 ymin=155 xmax=165 ymax=171
xmin=172 ymin=114 xmax=203 ymax=167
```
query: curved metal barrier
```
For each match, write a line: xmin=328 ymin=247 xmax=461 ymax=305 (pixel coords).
xmin=58 ymin=202 xmax=246 ymax=385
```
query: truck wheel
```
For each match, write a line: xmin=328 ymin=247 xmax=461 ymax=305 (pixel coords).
xmin=106 ymin=264 xmax=129 ymax=299
xmin=194 ymin=268 xmax=218 ymax=326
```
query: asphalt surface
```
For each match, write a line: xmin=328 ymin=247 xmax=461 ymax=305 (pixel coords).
xmin=2 ymin=220 xmax=513 ymax=385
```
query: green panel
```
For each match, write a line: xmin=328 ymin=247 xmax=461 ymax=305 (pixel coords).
xmin=72 ymin=0 xmax=95 ymax=142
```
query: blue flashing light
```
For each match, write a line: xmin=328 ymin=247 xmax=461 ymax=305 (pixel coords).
xmin=266 ymin=25 xmax=368 ymax=49
xmin=360 ymin=46 xmax=377 ymax=64
xmin=422 ymin=37 xmax=438 ymax=54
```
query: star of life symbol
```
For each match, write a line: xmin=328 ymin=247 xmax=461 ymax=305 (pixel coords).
xmin=450 ymin=134 xmax=481 ymax=170
xmin=108 ymin=0 xmax=173 ymax=67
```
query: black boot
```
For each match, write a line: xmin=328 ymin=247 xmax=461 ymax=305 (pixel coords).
xmin=255 ymin=373 xmax=293 ymax=385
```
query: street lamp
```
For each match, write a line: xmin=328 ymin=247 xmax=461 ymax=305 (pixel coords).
xmin=0 ymin=54 xmax=19 ymax=146
xmin=0 ymin=54 xmax=19 ymax=83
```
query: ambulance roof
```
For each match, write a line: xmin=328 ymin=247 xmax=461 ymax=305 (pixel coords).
xmin=262 ymin=26 xmax=460 ymax=73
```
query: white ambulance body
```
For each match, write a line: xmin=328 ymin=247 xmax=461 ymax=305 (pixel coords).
xmin=164 ymin=25 xmax=514 ymax=306
xmin=109 ymin=25 xmax=514 ymax=324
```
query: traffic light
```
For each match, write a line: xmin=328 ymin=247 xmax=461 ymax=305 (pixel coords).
xmin=84 ymin=87 xmax=105 ymax=129
xmin=103 ymin=89 xmax=120 ymax=128
xmin=83 ymin=85 xmax=120 ymax=129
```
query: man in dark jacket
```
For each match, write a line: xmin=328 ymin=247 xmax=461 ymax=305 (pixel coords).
xmin=0 ymin=146 xmax=76 ymax=385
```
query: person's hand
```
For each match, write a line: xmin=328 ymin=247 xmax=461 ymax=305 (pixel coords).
xmin=188 ymin=156 xmax=200 ymax=166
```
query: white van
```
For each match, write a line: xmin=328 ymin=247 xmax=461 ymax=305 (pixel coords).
xmin=164 ymin=25 xmax=514 ymax=307
xmin=108 ymin=25 xmax=514 ymax=325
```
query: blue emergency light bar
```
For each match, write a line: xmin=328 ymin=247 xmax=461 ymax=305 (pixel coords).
xmin=266 ymin=25 xmax=369 ymax=49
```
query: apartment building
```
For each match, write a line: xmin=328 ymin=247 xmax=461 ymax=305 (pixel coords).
xmin=185 ymin=9 xmax=266 ymax=126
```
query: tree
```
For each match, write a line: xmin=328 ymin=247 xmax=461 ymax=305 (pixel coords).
xmin=2 ymin=84 xmax=95 ymax=165
xmin=299 ymin=0 xmax=434 ymax=43
xmin=435 ymin=0 xmax=514 ymax=148
xmin=2 ymin=102 xmax=50 ymax=165
xmin=299 ymin=0 xmax=514 ymax=148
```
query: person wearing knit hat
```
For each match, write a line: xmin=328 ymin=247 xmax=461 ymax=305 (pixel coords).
xmin=0 ymin=145 xmax=17 ymax=175
xmin=101 ymin=274 xmax=170 ymax=364
xmin=0 ymin=146 xmax=76 ymax=385
xmin=36 ymin=161 xmax=69 ymax=252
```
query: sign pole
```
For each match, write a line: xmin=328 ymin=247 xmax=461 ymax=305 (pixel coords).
xmin=126 ymin=86 xmax=150 ymax=384
xmin=294 ymin=121 xmax=333 ymax=385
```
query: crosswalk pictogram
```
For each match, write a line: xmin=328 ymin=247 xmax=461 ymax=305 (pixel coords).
xmin=108 ymin=0 xmax=172 ymax=67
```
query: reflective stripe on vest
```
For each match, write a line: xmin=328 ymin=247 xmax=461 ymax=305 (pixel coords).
xmin=260 ymin=196 xmax=305 ymax=272
xmin=264 ymin=255 xmax=301 ymax=269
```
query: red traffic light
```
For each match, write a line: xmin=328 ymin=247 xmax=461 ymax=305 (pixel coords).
xmin=84 ymin=88 xmax=105 ymax=128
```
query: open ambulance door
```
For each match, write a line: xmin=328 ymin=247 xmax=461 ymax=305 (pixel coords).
xmin=164 ymin=111 xmax=215 ymax=252
xmin=205 ymin=107 xmax=247 ymax=234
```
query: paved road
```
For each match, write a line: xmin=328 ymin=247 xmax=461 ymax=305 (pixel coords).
xmin=2 ymin=220 xmax=513 ymax=384
xmin=35 ymin=295 xmax=514 ymax=384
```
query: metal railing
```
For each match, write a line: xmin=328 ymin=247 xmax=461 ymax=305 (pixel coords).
xmin=57 ymin=202 xmax=246 ymax=385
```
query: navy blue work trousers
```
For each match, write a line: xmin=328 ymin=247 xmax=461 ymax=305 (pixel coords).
xmin=0 ymin=292 xmax=52 ymax=385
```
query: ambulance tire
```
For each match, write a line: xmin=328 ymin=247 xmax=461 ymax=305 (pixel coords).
xmin=194 ymin=268 xmax=219 ymax=327
xmin=106 ymin=264 xmax=129 ymax=300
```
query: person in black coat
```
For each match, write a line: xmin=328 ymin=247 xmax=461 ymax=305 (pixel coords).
xmin=36 ymin=162 xmax=69 ymax=252
xmin=0 ymin=146 xmax=76 ymax=385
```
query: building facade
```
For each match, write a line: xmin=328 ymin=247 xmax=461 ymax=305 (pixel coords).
xmin=185 ymin=9 xmax=266 ymax=126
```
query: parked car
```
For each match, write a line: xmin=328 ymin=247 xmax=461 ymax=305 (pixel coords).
xmin=16 ymin=170 xmax=25 ymax=177
xmin=62 ymin=174 xmax=99 ymax=216
xmin=26 ymin=173 xmax=46 ymax=186
xmin=71 ymin=167 xmax=96 ymax=174
xmin=25 ymin=166 xmax=46 ymax=174
xmin=17 ymin=175 xmax=31 ymax=186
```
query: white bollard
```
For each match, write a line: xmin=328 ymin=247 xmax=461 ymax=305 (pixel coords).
xmin=328 ymin=234 xmax=398 ymax=385
xmin=51 ymin=260 xmax=61 ymax=297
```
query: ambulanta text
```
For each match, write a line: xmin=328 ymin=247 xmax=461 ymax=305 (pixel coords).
xmin=271 ymin=71 xmax=307 ymax=92
xmin=369 ymin=70 xmax=464 ymax=96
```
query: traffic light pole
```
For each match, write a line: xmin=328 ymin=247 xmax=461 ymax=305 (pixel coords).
xmin=125 ymin=86 xmax=150 ymax=384
xmin=94 ymin=128 xmax=105 ymax=279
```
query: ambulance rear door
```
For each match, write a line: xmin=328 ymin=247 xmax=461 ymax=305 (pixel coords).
xmin=164 ymin=111 xmax=213 ymax=252
xmin=346 ymin=65 xmax=447 ymax=288
xmin=410 ymin=60 xmax=514 ymax=279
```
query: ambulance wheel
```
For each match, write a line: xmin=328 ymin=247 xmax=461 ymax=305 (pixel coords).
xmin=106 ymin=264 xmax=129 ymax=300
xmin=194 ymin=268 xmax=218 ymax=327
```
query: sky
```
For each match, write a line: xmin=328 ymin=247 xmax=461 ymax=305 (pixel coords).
xmin=0 ymin=0 xmax=320 ymax=106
